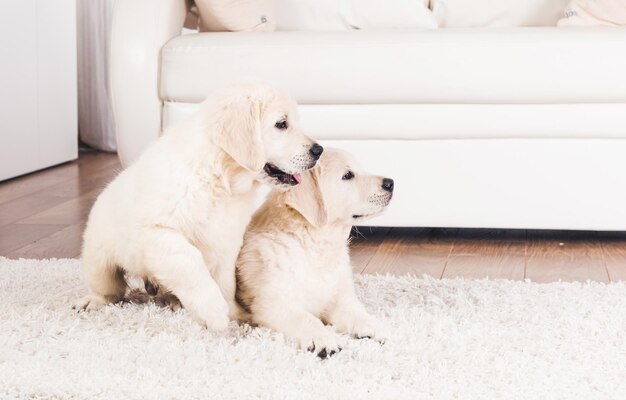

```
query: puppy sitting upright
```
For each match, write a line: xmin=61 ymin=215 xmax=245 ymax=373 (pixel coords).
xmin=236 ymin=148 xmax=394 ymax=358
xmin=75 ymin=82 xmax=323 ymax=331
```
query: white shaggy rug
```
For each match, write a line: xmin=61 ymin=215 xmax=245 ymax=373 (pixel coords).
xmin=1 ymin=257 xmax=626 ymax=400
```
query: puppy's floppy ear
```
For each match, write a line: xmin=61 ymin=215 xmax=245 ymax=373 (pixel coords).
xmin=212 ymin=92 xmax=266 ymax=171
xmin=285 ymin=167 xmax=328 ymax=227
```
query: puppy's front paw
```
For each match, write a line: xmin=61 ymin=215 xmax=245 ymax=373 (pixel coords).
xmin=352 ymin=317 xmax=389 ymax=344
xmin=72 ymin=294 xmax=108 ymax=312
xmin=198 ymin=314 xmax=230 ymax=332
xmin=298 ymin=327 xmax=342 ymax=359
xmin=196 ymin=303 xmax=230 ymax=332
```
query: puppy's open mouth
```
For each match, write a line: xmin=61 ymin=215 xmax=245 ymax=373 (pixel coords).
xmin=264 ymin=163 xmax=301 ymax=186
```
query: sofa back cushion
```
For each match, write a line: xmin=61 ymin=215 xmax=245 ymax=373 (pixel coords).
xmin=196 ymin=0 xmax=275 ymax=31
xmin=558 ymin=0 xmax=626 ymax=26
xmin=276 ymin=0 xmax=437 ymax=30
xmin=431 ymin=0 xmax=570 ymax=27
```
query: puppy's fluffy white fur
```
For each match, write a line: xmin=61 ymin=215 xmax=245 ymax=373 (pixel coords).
xmin=236 ymin=148 xmax=394 ymax=357
xmin=76 ymin=82 xmax=320 ymax=331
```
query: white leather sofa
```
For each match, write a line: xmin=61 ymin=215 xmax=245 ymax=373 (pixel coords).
xmin=111 ymin=0 xmax=626 ymax=230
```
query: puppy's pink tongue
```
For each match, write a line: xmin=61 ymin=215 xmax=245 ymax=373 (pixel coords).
xmin=293 ymin=173 xmax=302 ymax=184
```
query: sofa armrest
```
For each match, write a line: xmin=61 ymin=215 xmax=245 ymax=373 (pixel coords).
xmin=110 ymin=0 xmax=188 ymax=167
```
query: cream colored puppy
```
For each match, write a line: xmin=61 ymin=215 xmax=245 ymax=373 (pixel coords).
xmin=236 ymin=148 xmax=394 ymax=358
xmin=75 ymin=82 xmax=323 ymax=331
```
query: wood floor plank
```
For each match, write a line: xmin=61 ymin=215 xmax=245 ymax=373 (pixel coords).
xmin=0 ymin=152 xmax=118 ymax=205
xmin=0 ymin=172 xmax=70 ymax=205
xmin=525 ymin=236 xmax=609 ymax=283
xmin=600 ymin=240 xmax=626 ymax=282
xmin=69 ymin=151 xmax=119 ymax=173
xmin=0 ymin=195 xmax=68 ymax=226
xmin=7 ymin=223 xmax=85 ymax=259
xmin=41 ymin=166 xmax=118 ymax=198
xmin=349 ymin=227 xmax=390 ymax=273
xmin=443 ymin=240 xmax=526 ymax=280
xmin=0 ymin=224 xmax=66 ymax=255
xmin=363 ymin=227 xmax=452 ymax=277
xmin=41 ymin=156 xmax=120 ymax=198
xmin=17 ymin=189 xmax=101 ymax=225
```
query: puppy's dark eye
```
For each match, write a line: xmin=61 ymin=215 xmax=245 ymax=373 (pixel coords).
xmin=342 ymin=171 xmax=354 ymax=180
xmin=275 ymin=120 xmax=288 ymax=130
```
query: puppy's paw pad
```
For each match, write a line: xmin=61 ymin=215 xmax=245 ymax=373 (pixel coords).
xmin=307 ymin=331 xmax=342 ymax=359
xmin=316 ymin=347 xmax=342 ymax=359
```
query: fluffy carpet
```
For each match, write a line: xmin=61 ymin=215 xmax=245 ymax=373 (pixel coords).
xmin=1 ymin=257 xmax=625 ymax=399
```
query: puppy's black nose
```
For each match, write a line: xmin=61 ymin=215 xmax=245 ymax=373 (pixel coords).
xmin=309 ymin=144 xmax=324 ymax=160
xmin=382 ymin=178 xmax=394 ymax=192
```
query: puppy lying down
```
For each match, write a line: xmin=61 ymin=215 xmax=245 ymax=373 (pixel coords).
xmin=236 ymin=148 xmax=394 ymax=358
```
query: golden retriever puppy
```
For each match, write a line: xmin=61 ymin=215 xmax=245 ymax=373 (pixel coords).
xmin=75 ymin=82 xmax=324 ymax=331
xmin=236 ymin=148 xmax=394 ymax=358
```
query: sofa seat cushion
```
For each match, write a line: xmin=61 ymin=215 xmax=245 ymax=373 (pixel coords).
xmin=160 ymin=28 xmax=626 ymax=104
xmin=430 ymin=0 xmax=569 ymax=27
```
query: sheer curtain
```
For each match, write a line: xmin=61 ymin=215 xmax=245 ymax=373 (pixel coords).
xmin=77 ymin=0 xmax=116 ymax=151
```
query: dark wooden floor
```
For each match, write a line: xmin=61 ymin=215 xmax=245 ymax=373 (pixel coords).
xmin=0 ymin=151 xmax=119 ymax=259
xmin=2 ymin=151 xmax=626 ymax=283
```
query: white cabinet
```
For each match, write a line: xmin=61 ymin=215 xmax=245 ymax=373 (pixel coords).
xmin=0 ymin=0 xmax=77 ymax=181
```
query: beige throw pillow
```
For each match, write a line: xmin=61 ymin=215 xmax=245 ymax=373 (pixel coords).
xmin=431 ymin=0 xmax=570 ymax=27
xmin=275 ymin=0 xmax=437 ymax=30
xmin=558 ymin=0 xmax=626 ymax=26
xmin=195 ymin=0 xmax=275 ymax=32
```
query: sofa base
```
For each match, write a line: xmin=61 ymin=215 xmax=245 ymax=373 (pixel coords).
xmin=322 ymin=138 xmax=626 ymax=230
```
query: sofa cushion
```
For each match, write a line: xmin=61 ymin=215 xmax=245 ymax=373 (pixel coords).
xmin=275 ymin=0 xmax=437 ymax=30
xmin=195 ymin=0 xmax=274 ymax=32
xmin=558 ymin=0 xmax=626 ymax=26
xmin=430 ymin=0 xmax=569 ymax=27
xmin=160 ymin=28 xmax=626 ymax=104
